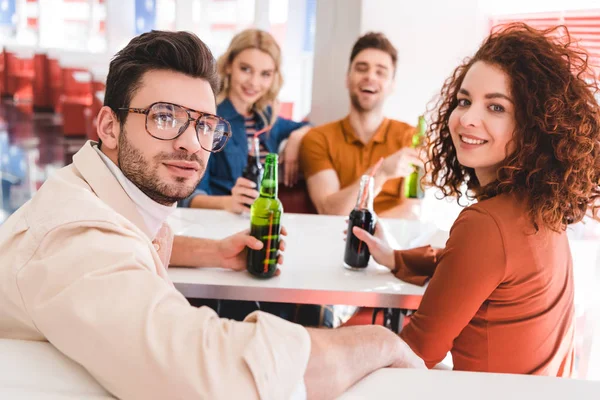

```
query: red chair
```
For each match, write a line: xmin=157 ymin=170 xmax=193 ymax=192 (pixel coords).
xmin=60 ymin=68 xmax=93 ymax=136
xmin=47 ymin=56 xmax=63 ymax=113
xmin=4 ymin=52 xmax=16 ymax=97
xmin=0 ymin=49 xmax=6 ymax=97
xmin=279 ymin=180 xmax=317 ymax=214
xmin=84 ymin=73 xmax=106 ymax=142
xmin=276 ymin=102 xmax=315 ymax=213
xmin=279 ymin=102 xmax=294 ymax=119
xmin=7 ymin=52 xmax=35 ymax=106
xmin=33 ymin=53 xmax=52 ymax=110
xmin=3 ymin=51 xmax=15 ymax=97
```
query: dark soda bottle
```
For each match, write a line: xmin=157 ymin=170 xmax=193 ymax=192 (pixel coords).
xmin=404 ymin=115 xmax=426 ymax=199
xmin=242 ymin=137 xmax=264 ymax=189
xmin=344 ymin=175 xmax=376 ymax=270
xmin=247 ymin=153 xmax=282 ymax=278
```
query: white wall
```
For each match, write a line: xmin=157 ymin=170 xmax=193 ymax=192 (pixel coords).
xmin=278 ymin=0 xmax=312 ymax=120
xmin=38 ymin=0 xmax=61 ymax=49
xmin=309 ymin=0 xmax=361 ymax=125
xmin=14 ymin=0 xmax=36 ymax=46
xmin=175 ymin=0 xmax=196 ymax=32
xmin=309 ymin=0 xmax=487 ymax=126
xmin=362 ymin=0 xmax=487 ymax=125
xmin=105 ymin=0 xmax=135 ymax=54
xmin=481 ymin=0 xmax=600 ymax=16
xmin=254 ymin=0 xmax=270 ymax=31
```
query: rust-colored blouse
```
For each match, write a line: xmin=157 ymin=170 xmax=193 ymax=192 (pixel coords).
xmin=396 ymin=193 xmax=574 ymax=376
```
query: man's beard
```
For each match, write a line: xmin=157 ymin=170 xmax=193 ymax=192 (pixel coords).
xmin=117 ymin=129 xmax=205 ymax=206
xmin=350 ymin=92 xmax=381 ymax=113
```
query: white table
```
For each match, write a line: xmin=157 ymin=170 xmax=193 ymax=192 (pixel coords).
xmin=168 ymin=209 xmax=448 ymax=309
xmin=340 ymin=368 xmax=600 ymax=399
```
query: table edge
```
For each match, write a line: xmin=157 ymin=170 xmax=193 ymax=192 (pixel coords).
xmin=175 ymin=282 xmax=422 ymax=309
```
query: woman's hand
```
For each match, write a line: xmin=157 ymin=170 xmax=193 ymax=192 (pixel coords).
xmin=224 ymin=177 xmax=259 ymax=214
xmin=350 ymin=222 xmax=396 ymax=269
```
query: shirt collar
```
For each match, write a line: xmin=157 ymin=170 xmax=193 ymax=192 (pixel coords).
xmin=341 ymin=116 xmax=390 ymax=145
xmin=218 ymin=97 xmax=273 ymax=125
xmin=217 ymin=98 xmax=243 ymax=121
xmin=72 ymin=141 xmax=151 ymax=239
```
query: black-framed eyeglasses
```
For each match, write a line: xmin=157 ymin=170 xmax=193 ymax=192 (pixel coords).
xmin=118 ymin=101 xmax=232 ymax=153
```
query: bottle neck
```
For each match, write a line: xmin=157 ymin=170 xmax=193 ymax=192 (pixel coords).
xmin=260 ymin=155 xmax=278 ymax=199
xmin=248 ymin=137 xmax=261 ymax=160
xmin=412 ymin=115 xmax=426 ymax=148
xmin=355 ymin=176 xmax=374 ymax=210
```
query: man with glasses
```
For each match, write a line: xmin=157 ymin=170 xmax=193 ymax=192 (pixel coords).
xmin=0 ymin=31 xmax=423 ymax=399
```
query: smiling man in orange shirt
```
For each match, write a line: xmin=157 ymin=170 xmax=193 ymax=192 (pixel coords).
xmin=300 ymin=32 xmax=423 ymax=218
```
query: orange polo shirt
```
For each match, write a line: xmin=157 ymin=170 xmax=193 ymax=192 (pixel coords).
xmin=395 ymin=193 xmax=575 ymax=376
xmin=299 ymin=117 xmax=415 ymax=214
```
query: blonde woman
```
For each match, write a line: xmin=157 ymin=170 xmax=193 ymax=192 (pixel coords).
xmin=182 ymin=29 xmax=311 ymax=213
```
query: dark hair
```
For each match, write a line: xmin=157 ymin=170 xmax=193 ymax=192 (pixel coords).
xmin=349 ymin=32 xmax=398 ymax=72
xmin=427 ymin=22 xmax=600 ymax=231
xmin=104 ymin=30 xmax=219 ymax=127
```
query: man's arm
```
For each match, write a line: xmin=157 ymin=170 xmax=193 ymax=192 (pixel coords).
xmin=300 ymin=127 xmax=374 ymax=216
xmin=399 ymin=208 xmax=506 ymax=368
xmin=170 ymin=235 xmax=221 ymax=268
xmin=171 ymin=232 xmax=426 ymax=397
xmin=170 ymin=228 xmax=286 ymax=272
xmin=18 ymin=222 xmax=310 ymax=399
xmin=301 ymin=125 xmax=424 ymax=215
xmin=304 ymin=325 xmax=424 ymax=399
xmin=306 ymin=169 xmax=388 ymax=216
xmin=280 ymin=125 xmax=312 ymax=187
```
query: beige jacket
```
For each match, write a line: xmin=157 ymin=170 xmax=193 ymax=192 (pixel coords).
xmin=0 ymin=141 xmax=310 ymax=399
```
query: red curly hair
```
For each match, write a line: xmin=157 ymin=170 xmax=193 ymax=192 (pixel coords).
xmin=426 ymin=23 xmax=600 ymax=231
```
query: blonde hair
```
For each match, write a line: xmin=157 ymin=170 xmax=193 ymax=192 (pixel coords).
xmin=217 ymin=29 xmax=283 ymax=125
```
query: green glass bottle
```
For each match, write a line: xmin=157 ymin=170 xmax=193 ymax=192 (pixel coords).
xmin=247 ymin=153 xmax=283 ymax=278
xmin=404 ymin=115 xmax=426 ymax=199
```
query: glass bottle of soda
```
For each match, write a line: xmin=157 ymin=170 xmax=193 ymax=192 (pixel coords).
xmin=247 ymin=153 xmax=282 ymax=278
xmin=242 ymin=137 xmax=264 ymax=189
xmin=344 ymin=175 xmax=377 ymax=270
xmin=404 ymin=115 xmax=426 ymax=199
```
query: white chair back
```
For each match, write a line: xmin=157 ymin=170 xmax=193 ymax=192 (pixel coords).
xmin=0 ymin=339 xmax=115 ymax=399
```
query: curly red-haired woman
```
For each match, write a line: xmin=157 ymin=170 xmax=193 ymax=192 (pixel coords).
xmin=353 ymin=23 xmax=600 ymax=375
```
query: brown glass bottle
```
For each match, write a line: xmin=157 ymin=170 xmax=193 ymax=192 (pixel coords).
xmin=344 ymin=175 xmax=376 ymax=270
xmin=242 ymin=137 xmax=264 ymax=189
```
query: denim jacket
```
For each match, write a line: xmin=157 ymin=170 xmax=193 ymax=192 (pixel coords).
xmin=180 ymin=98 xmax=309 ymax=206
